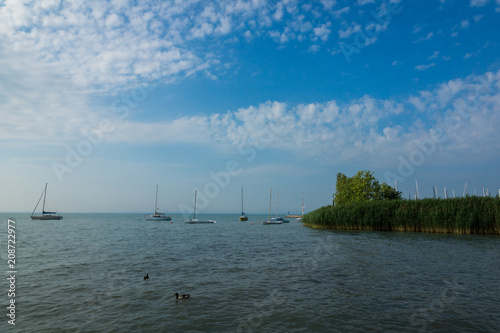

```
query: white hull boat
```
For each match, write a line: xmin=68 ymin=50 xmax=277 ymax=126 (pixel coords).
xmin=185 ymin=190 xmax=216 ymax=224
xmin=263 ymin=189 xmax=282 ymax=225
xmin=146 ymin=185 xmax=172 ymax=221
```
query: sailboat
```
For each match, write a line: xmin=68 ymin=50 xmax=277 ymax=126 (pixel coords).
xmin=296 ymin=192 xmax=304 ymax=222
xmin=270 ymin=191 xmax=289 ymax=223
xmin=239 ymin=186 xmax=248 ymax=221
xmin=185 ymin=190 xmax=216 ymax=224
xmin=263 ymin=189 xmax=282 ymax=225
xmin=146 ymin=185 xmax=172 ymax=221
xmin=31 ymin=183 xmax=63 ymax=220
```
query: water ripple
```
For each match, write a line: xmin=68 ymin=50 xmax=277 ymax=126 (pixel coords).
xmin=2 ymin=214 xmax=499 ymax=332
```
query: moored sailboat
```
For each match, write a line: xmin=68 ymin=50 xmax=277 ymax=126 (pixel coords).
xmin=239 ymin=186 xmax=248 ymax=221
xmin=271 ymin=191 xmax=289 ymax=223
xmin=146 ymin=185 xmax=172 ymax=221
xmin=31 ymin=183 xmax=63 ymax=220
xmin=185 ymin=190 xmax=216 ymax=224
xmin=263 ymin=189 xmax=282 ymax=225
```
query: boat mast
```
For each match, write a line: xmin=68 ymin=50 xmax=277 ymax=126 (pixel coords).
xmin=301 ymin=192 xmax=304 ymax=216
xmin=241 ymin=186 xmax=244 ymax=215
xmin=193 ymin=189 xmax=197 ymax=220
xmin=155 ymin=185 xmax=159 ymax=214
xmin=276 ymin=191 xmax=279 ymax=217
xmin=42 ymin=183 xmax=48 ymax=213
xmin=156 ymin=185 xmax=159 ymax=213
xmin=31 ymin=184 xmax=46 ymax=216
xmin=415 ymin=180 xmax=419 ymax=200
xmin=268 ymin=189 xmax=272 ymax=222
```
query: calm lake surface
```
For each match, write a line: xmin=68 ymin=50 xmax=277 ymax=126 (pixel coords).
xmin=1 ymin=213 xmax=499 ymax=332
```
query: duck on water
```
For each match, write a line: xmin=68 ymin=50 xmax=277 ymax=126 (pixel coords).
xmin=175 ymin=293 xmax=190 ymax=299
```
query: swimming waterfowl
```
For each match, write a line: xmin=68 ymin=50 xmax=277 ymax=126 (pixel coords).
xmin=175 ymin=293 xmax=190 ymax=299
xmin=144 ymin=274 xmax=149 ymax=280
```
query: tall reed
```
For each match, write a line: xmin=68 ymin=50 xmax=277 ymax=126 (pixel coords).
xmin=302 ymin=197 xmax=500 ymax=234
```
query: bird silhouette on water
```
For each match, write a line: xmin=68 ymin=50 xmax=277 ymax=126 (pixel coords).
xmin=144 ymin=274 xmax=149 ymax=280
xmin=175 ymin=293 xmax=190 ymax=299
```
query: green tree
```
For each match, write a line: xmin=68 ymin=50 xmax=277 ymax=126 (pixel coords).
xmin=334 ymin=170 xmax=402 ymax=205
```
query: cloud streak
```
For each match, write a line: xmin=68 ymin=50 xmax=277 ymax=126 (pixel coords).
xmin=101 ymin=71 xmax=500 ymax=167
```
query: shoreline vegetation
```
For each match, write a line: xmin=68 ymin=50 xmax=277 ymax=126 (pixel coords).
xmin=302 ymin=197 xmax=500 ymax=235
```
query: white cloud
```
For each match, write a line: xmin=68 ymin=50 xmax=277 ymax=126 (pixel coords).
xmin=333 ymin=6 xmax=350 ymax=18
xmin=358 ymin=0 xmax=375 ymax=5
xmin=314 ymin=22 xmax=332 ymax=41
xmin=427 ymin=51 xmax=440 ymax=59
xmin=413 ymin=32 xmax=434 ymax=43
xmin=320 ymin=0 xmax=337 ymax=10
xmin=470 ymin=0 xmax=489 ymax=7
xmin=460 ymin=19 xmax=470 ymax=29
xmin=2 ymin=1 xmax=500 ymax=172
xmin=415 ymin=63 xmax=436 ymax=71
xmin=0 ymin=0 xmax=402 ymax=95
xmin=473 ymin=14 xmax=484 ymax=22
xmin=98 ymin=71 xmax=500 ymax=167
xmin=0 ymin=44 xmax=98 ymax=143
xmin=338 ymin=23 xmax=362 ymax=39
xmin=0 ymin=0 xmax=210 ymax=91
xmin=308 ymin=44 xmax=320 ymax=53
xmin=2 ymin=35 xmax=499 ymax=172
xmin=191 ymin=22 xmax=214 ymax=39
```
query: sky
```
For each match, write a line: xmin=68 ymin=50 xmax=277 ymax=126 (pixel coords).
xmin=1 ymin=0 xmax=500 ymax=214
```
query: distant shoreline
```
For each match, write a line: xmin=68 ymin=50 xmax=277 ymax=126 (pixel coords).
xmin=302 ymin=197 xmax=500 ymax=235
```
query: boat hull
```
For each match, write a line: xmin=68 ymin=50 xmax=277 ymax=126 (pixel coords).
xmin=31 ymin=215 xmax=63 ymax=220
xmin=263 ymin=220 xmax=282 ymax=224
xmin=239 ymin=216 xmax=248 ymax=221
xmin=271 ymin=217 xmax=289 ymax=223
xmin=146 ymin=214 xmax=172 ymax=221
xmin=185 ymin=219 xmax=216 ymax=224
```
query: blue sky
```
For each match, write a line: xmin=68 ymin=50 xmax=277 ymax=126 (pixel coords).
xmin=1 ymin=0 xmax=500 ymax=214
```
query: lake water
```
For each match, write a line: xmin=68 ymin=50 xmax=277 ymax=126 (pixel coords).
xmin=1 ymin=213 xmax=499 ymax=332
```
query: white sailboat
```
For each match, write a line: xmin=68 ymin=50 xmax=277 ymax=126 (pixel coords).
xmin=239 ymin=186 xmax=248 ymax=221
xmin=271 ymin=191 xmax=289 ymax=223
xmin=185 ymin=190 xmax=216 ymax=224
xmin=146 ymin=185 xmax=172 ymax=221
xmin=263 ymin=189 xmax=282 ymax=225
xmin=296 ymin=192 xmax=304 ymax=222
xmin=31 ymin=183 xmax=63 ymax=220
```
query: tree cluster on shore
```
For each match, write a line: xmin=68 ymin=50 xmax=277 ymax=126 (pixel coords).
xmin=334 ymin=170 xmax=401 ymax=205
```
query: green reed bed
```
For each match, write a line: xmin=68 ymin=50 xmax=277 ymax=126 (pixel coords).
xmin=302 ymin=197 xmax=500 ymax=234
